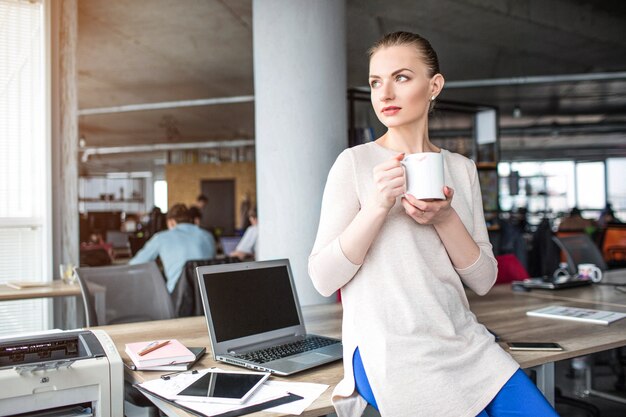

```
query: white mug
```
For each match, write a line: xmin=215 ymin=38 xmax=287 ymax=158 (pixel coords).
xmin=577 ymin=263 xmax=603 ymax=283
xmin=401 ymin=152 xmax=445 ymax=200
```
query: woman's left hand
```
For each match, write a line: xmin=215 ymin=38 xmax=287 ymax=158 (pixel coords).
xmin=401 ymin=186 xmax=455 ymax=225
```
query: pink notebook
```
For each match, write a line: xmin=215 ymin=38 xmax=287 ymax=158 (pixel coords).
xmin=125 ymin=339 xmax=195 ymax=367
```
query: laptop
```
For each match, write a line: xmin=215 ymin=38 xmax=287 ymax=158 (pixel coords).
xmin=219 ymin=236 xmax=242 ymax=256
xmin=196 ymin=259 xmax=343 ymax=375
xmin=512 ymin=276 xmax=592 ymax=290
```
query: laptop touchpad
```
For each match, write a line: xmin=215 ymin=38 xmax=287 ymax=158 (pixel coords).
xmin=289 ymin=353 xmax=331 ymax=365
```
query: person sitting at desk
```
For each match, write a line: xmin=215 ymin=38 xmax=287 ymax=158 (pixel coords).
xmin=129 ymin=203 xmax=216 ymax=292
xmin=230 ymin=208 xmax=257 ymax=261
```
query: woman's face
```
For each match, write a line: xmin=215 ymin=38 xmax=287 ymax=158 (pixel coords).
xmin=369 ymin=45 xmax=441 ymax=128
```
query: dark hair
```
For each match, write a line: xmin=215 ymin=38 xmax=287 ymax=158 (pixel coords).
xmin=167 ymin=204 xmax=192 ymax=223
xmin=247 ymin=207 xmax=257 ymax=219
xmin=196 ymin=194 xmax=208 ymax=203
xmin=188 ymin=206 xmax=202 ymax=221
xmin=368 ymin=31 xmax=441 ymax=78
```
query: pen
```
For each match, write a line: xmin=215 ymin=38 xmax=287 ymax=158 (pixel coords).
xmin=138 ymin=340 xmax=170 ymax=356
xmin=161 ymin=369 xmax=199 ymax=380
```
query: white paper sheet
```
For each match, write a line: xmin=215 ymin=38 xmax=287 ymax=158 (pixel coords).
xmin=263 ymin=381 xmax=329 ymax=415
xmin=137 ymin=368 xmax=329 ymax=416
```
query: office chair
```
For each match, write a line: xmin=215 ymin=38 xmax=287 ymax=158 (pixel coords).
xmin=551 ymin=234 xmax=626 ymax=411
xmin=79 ymin=247 xmax=113 ymax=267
xmin=495 ymin=254 xmax=529 ymax=284
xmin=551 ymin=234 xmax=607 ymax=275
xmin=75 ymin=261 xmax=174 ymax=326
xmin=75 ymin=261 xmax=174 ymax=417
xmin=601 ymin=225 xmax=626 ymax=268
xmin=171 ymin=257 xmax=241 ymax=318
xmin=128 ymin=235 xmax=148 ymax=256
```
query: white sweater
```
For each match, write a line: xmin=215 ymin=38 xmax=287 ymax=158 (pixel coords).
xmin=309 ymin=142 xmax=519 ymax=417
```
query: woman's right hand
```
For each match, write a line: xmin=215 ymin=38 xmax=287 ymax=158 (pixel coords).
xmin=372 ymin=153 xmax=406 ymax=210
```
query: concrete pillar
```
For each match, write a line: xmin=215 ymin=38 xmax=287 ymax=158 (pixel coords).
xmin=51 ymin=0 xmax=79 ymax=270
xmin=253 ymin=0 xmax=347 ymax=305
xmin=51 ymin=0 xmax=80 ymax=328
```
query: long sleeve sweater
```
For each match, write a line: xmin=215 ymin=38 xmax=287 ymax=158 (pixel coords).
xmin=309 ymin=142 xmax=519 ymax=417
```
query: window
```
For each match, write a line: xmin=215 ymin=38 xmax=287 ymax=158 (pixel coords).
xmin=607 ymin=158 xmax=626 ymax=221
xmin=576 ymin=162 xmax=605 ymax=210
xmin=154 ymin=180 xmax=168 ymax=212
xmin=498 ymin=161 xmax=574 ymax=218
xmin=0 ymin=0 xmax=50 ymax=335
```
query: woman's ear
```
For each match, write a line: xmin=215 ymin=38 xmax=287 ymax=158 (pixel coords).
xmin=430 ymin=73 xmax=445 ymax=99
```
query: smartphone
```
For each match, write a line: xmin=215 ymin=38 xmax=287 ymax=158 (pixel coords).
xmin=507 ymin=342 xmax=564 ymax=351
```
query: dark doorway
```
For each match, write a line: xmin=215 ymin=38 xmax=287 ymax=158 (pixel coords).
xmin=201 ymin=179 xmax=235 ymax=236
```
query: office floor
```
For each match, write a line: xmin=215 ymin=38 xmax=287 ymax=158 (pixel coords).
xmin=331 ymin=356 xmax=626 ymax=417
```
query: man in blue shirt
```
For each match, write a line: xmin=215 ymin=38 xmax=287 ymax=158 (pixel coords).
xmin=129 ymin=204 xmax=216 ymax=292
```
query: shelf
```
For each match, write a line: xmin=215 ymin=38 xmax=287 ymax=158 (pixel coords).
xmin=477 ymin=162 xmax=498 ymax=169
xmin=79 ymin=198 xmax=144 ymax=203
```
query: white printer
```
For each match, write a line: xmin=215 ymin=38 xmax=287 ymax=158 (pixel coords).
xmin=0 ymin=329 xmax=123 ymax=416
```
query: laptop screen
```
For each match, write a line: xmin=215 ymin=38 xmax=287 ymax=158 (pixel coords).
xmin=220 ymin=236 xmax=242 ymax=255
xmin=202 ymin=265 xmax=301 ymax=342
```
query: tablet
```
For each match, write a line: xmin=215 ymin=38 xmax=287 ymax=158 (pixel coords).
xmin=173 ymin=370 xmax=270 ymax=404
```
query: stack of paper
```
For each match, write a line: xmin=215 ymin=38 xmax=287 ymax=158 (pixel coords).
xmin=125 ymin=340 xmax=197 ymax=370
xmin=136 ymin=368 xmax=329 ymax=416
xmin=4 ymin=281 xmax=50 ymax=290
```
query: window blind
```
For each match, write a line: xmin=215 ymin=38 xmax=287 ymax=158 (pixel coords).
xmin=0 ymin=0 xmax=49 ymax=336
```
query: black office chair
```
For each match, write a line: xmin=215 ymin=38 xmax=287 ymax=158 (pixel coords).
xmin=551 ymin=234 xmax=623 ymax=413
xmin=552 ymin=234 xmax=607 ymax=275
xmin=79 ymin=247 xmax=112 ymax=267
xmin=75 ymin=261 xmax=175 ymax=326
xmin=171 ymin=257 xmax=241 ymax=318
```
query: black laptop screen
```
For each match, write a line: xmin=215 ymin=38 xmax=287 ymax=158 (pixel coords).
xmin=202 ymin=265 xmax=301 ymax=342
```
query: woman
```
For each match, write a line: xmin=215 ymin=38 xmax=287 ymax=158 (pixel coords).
xmin=308 ymin=32 xmax=559 ymax=417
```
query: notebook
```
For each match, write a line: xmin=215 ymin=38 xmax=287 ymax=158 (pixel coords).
xmin=128 ymin=347 xmax=206 ymax=371
xmin=527 ymin=305 xmax=626 ymax=325
xmin=126 ymin=339 xmax=196 ymax=368
xmin=196 ymin=259 xmax=343 ymax=376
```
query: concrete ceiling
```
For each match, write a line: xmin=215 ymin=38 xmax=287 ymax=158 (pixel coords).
xmin=77 ymin=0 xmax=626 ymax=174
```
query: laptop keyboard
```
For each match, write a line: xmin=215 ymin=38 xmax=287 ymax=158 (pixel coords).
xmin=234 ymin=336 xmax=340 ymax=364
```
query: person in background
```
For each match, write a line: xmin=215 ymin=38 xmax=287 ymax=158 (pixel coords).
xmin=597 ymin=202 xmax=622 ymax=229
xmin=146 ymin=206 xmax=166 ymax=237
xmin=188 ymin=194 xmax=209 ymax=226
xmin=558 ymin=206 xmax=597 ymax=234
xmin=130 ymin=203 xmax=216 ymax=292
xmin=309 ymin=31 xmax=557 ymax=417
xmin=188 ymin=206 xmax=201 ymax=226
xmin=239 ymin=192 xmax=253 ymax=231
xmin=230 ymin=208 xmax=257 ymax=260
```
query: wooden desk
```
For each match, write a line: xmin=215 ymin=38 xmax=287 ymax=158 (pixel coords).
xmin=513 ymin=269 xmax=626 ymax=308
xmin=0 ymin=280 xmax=81 ymax=301
xmin=98 ymin=304 xmax=343 ymax=417
xmin=1 ymin=280 xmax=106 ymax=329
xmin=468 ymin=286 xmax=626 ymax=366
xmin=98 ymin=292 xmax=626 ymax=416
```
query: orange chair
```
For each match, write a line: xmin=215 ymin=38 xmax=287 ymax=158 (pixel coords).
xmin=601 ymin=225 xmax=626 ymax=267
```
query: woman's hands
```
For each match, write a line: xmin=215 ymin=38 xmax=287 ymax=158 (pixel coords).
xmin=372 ymin=153 xmax=406 ymax=210
xmin=402 ymin=186 xmax=455 ymax=225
